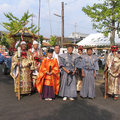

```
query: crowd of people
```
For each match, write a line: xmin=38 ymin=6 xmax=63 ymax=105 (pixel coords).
xmin=10 ymin=40 xmax=120 ymax=101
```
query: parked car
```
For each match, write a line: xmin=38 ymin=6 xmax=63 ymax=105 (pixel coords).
xmin=2 ymin=55 xmax=12 ymax=75
xmin=0 ymin=54 xmax=5 ymax=64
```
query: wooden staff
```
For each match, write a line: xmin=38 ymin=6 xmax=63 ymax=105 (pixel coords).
xmin=104 ymin=67 xmax=108 ymax=99
xmin=18 ymin=47 xmax=21 ymax=100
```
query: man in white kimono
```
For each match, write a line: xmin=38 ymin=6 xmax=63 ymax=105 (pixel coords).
xmin=53 ymin=45 xmax=61 ymax=64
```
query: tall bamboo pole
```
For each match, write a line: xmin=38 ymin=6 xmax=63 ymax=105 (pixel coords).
xmin=18 ymin=59 xmax=20 ymax=100
xmin=17 ymin=47 xmax=21 ymax=100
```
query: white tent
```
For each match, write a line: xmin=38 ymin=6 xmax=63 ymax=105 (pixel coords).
xmin=77 ymin=32 xmax=120 ymax=46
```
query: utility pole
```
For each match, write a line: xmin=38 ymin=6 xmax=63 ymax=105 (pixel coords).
xmin=38 ymin=0 xmax=41 ymax=36
xmin=74 ymin=22 xmax=76 ymax=44
xmin=48 ymin=0 xmax=52 ymax=36
xmin=61 ymin=2 xmax=64 ymax=47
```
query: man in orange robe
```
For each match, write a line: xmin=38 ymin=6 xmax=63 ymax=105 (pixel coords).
xmin=36 ymin=49 xmax=60 ymax=101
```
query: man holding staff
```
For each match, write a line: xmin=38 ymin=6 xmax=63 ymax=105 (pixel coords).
xmin=10 ymin=41 xmax=35 ymax=98
xmin=104 ymin=45 xmax=120 ymax=101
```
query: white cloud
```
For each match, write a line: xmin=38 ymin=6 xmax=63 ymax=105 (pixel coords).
xmin=16 ymin=0 xmax=36 ymax=13
xmin=0 ymin=4 xmax=16 ymax=14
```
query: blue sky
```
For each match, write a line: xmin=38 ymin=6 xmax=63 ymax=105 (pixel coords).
xmin=0 ymin=0 xmax=104 ymax=38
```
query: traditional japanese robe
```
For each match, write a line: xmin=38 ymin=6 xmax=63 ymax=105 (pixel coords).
xmin=29 ymin=48 xmax=42 ymax=75
xmin=58 ymin=53 xmax=81 ymax=98
xmin=29 ymin=48 xmax=42 ymax=88
xmin=80 ymin=54 xmax=99 ymax=98
xmin=106 ymin=53 xmax=120 ymax=95
xmin=36 ymin=57 xmax=60 ymax=98
xmin=10 ymin=51 xmax=35 ymax=94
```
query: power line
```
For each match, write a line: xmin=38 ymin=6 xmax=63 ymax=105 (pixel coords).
xmin=65 ymin=0 xmax=78 ymax=5
xmin=0 ymin=17 xmax=93 ymax=30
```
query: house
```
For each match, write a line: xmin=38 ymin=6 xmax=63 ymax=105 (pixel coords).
xmin=68 ymin=32 xmax=89 ymax=44
xmin=43 ymin=37 xmax=50 ymax=43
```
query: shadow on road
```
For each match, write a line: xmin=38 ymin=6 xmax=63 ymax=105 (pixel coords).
xmin=37 ymin=99 xmax=113 ymax=120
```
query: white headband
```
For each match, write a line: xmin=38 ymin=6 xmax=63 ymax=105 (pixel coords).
xmin=33 ymin=40 xmax=38 ymax=45
xmin=20 ymin=41 xmax=26 ymax=45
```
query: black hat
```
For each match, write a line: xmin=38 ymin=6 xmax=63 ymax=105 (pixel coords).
xmin=47 ymin=49 xmax=54 ymax=53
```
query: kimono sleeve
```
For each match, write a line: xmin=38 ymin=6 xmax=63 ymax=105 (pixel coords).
xmin=37 ymin=59 xmax=47 ymax=80
xmin=51 ymin=59 xmax=60 ymax=94
xmin=51 ymin=59 xmax=60 ymax=76
xmin=74 ymin=57 xmax=82 ymax=69
xmin=81 ymin=58 xmax=85 ymax=70
xmin=94 ymin=60 xmax=99 ymax=71
xmin=59 ymin=57 xmax=66 ymax=68
xmin=10 ymin=52 xmax=19 ymax=79
xmin=36 ymin=59 xmax=48 ymax=94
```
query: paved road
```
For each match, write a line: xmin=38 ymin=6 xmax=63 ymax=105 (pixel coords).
xmin=0 ymin=65 xmax=120 ymax=120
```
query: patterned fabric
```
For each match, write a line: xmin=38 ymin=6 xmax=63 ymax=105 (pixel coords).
xmin=36 ymin=58 xmax=60 ymax=95
xmin=10 ymin=51 xmax=35 ymax=94
xmin=29 ymin=48 xmax=42 ymax=89
xmin=29 ymin=48 xmax=41 ymax=72
xmin=107 ymin=53 xmax=120 ymax=94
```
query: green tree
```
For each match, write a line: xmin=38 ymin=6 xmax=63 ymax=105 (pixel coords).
xmin=0 ymin=33 xmax=10 ymax=49
xmin=39 ymin=35 xmax=44 ymax=48
xmin=82 ymin=0 xmax=120 ymax=46
xmin=1 ymin=11 xmax=39 ymax=34
xmin=56 ymin=37 xmax=61 ymax=46
xmin=49 ymin=36 xmax=56 ymax=46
